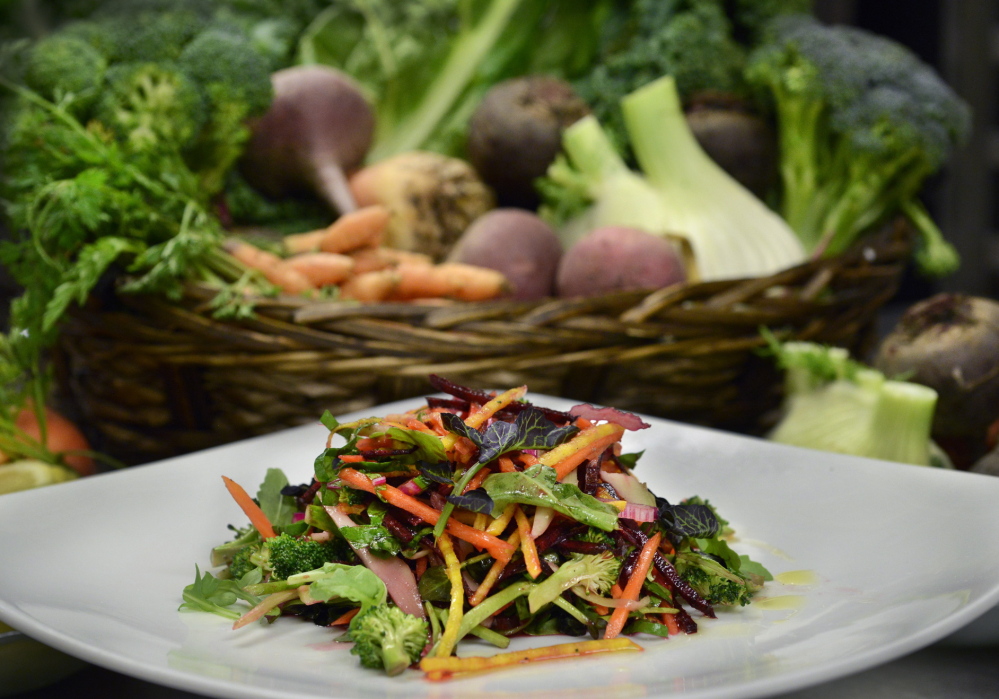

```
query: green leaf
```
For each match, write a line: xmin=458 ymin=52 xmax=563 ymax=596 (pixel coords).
xmin=482 ymin=464 xmax=619 ymax=531
xmin=256 ymin=468 xmax=296 ymax=528
xmin=446 ymin=487 xmax=494 ymax=514
xmin=339 ymin=524 xmax=402 ymax=555
xmin=301 ymin=563 xmax=387 ymax=610
xmin=659 ymin=502 xmax=720 ymax=539
xmin=179 ymin=566 xmax=260 ymax=619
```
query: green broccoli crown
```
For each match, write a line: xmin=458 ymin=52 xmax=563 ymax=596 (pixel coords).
xmin=576 ymin=0 xmax=747 ymax=152
xmin=674 ymin=550 xmax=754 ymax=607
xmin=178 ymin=28 xmax=273 ymax=119
xmin=750 ymin=15 xmax=971 ymax=167
xmin=23 ymin=34 xmax=107 ymax=115
xmin=264 ymin=533 xmax=339 ymax=581
xmin=349 ymin=605 xmax=429 ymax=676
xmin=94 ymin=62 xmax=208 ymax=153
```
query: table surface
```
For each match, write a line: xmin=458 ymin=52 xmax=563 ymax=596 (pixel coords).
xmin=10 ymin=638 xmax=998 ymax=699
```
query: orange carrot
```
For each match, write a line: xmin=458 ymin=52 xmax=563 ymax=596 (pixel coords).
xmin=339 ymin=269 xmax=400 ymax=302
xmin=221 ymin=475 xmax=276 ymax=539
xmin=330 ymin=607 xmax=361 ymax=626
xmin=388 ymin=262 xmax=510 ymax=302
xmin=338 ymin=454 xmax=365 ymax=463
xmin=349 ymin=246 xmax=434 ymax=274
xmin=662 ymin=612 xmax=680 ymax=636
xmin=604 ymin=532 xmax=661 ymax=639
xmin=223 ymin=239 xmax=315 ymax=295
xmin=420 ymin=638 xmax=642 ymax=680
xmin=284 ymin=252 xmax=355 ymax=286
xmin=284 ymin=206 xmax=390 ymax=255
xmin=497 ymin=456 xmax=518 ymax=473
xmin=337 ymin=468 xmax=515 ymax=562
xmin=514 ymin=506 xmax=542 ymax=579
xmin=539 ymin=423 xmax=626 ymax=481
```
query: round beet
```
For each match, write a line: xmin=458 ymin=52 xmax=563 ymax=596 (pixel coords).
xmin=467 ymin=76 xmax=589 ymax=209
xmin=556 ymin=226 xmax=687 ymax=299
xmin=447 ymin=209 xmax=563 ymax=300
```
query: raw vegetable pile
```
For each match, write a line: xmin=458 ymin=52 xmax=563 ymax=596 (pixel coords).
xmin=181 ymin=376 xmax=770 ymax=679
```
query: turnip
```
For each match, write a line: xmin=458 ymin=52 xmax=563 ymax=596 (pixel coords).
xmin=874 ymin=293 xmax=999 ymax=440
xmin=348 ymin=151 xmax=495 ymax=261
xmin=556 ymin=226 xmax=687 ymax=299
xmin=446 ymin=208 xmax=563 ymax=301
xmin=238 ymin=65 xmax=375 ymax=216
xmin=466 ymin=76 xmax=590 ymax=209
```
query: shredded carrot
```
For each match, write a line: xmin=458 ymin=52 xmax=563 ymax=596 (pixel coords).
xmin=469 ymin=530 xmax=519 ymax=606
xmin=420 ymin=638 xmax=643 ymax=680
xmin=463 ymin=465 xmax=492 ymax=493
xmin=221 ymin=475 xmax=276 ymax=539
xmin=538 ymin=423 xmax=626 ymax=481
xmin=604 ymin=533 xmax=662 ymax=640
xmin=415 ymin=555 xmax=428 ymax=580
xmin=517 ymin=451 xmax=540 ymax=468
xmin=439 ymin=385 xmax=527 ymax=455
xmin=513 ymin=506 xmax=542 ymax=579
xmin=337 ymin=468 xmax=515 ymax=562
xmin=331 ymin=607 xmax=361 ymax=626
xmin=498 ymin=456 xmax=518 ymax=473
xmin=339 ymin=454 xmax=365 ymax=463
xmin=574 ymin=416 xmax=593 ymax=429
xmin=434 ymin=532 xmax=464 ymax=658
xmin=233 ymin=589 xmax=298 ymax=630
xmin=663 ymin=612 xmax=680 ymax=636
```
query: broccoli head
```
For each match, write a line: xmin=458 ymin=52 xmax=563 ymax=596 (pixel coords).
xmin=94 ymin=62 xmax=207 ymax=154
xmin=746 ymin=14 xmax=971 ymax=276
xmin=261 ymin=533 xmax=342 ymax=581
xmin=674 ymin=550 xmax=758 ymax=607
xmin=574 ymin=0 xmax=748 ymax=153
xmin=227 ymin=542 xmax=263 ymax=581
xmin=178 ymin=27 xmax=274 ymax=196
xmin=23 ymin=34 xmax=107 ymax=116
xmin=349 ymin=605 xmax=429 ymax=676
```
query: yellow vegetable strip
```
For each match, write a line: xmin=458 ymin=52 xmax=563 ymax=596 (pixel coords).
xmin=538 ymin=423 xmax=626 ymax=481
xmin=419 ymin=638 xmax=643 ymax=680
xmin=434 ymin=532 xmax=465 ymax=658
xmin=485 ymin=503 xmax=517 ymax=537
xmin=469 ymin=530 xmax=520 ymax=606
xmin=514 ymin=506 xmax=542 ymax=579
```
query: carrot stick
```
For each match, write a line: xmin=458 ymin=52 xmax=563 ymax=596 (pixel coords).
xmin=338 ymin=454 xmax=365 ymax=463
xmin=468 ymin=530 xmax=520 ymax=606
xmin=662 ymin=612 xmax=680 ymax=636
xmin=233 ymin=589 xmax=298 ymax=630
xmin=539 ymin=423 xmax=626 ymax=481
xmin=604 ymin=533 xmax=661 ymax=640
xmin=497 ymin=456 xmax=518 ymax=473
xmin=222 ymin=239 xmax=315 ymax=295
xmin=284 ymin=251 xmax=355 ymax=286
xmin=419 ymin=638 xmax=643 ymax=680
xmin=513 ymin=506 xmax=542 ymax=579
xmin=331 ymin=607 xmax=361 ymax=626
xmin=338 ymin=468 xmax=514 ymax=562
xmin=221 ymin=475 xmax=276 ymax=539
xmin=434 ymin=532 xmax=464 ymax=658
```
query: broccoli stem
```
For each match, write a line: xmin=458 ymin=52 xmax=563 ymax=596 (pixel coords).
xmin=379 ymin=633 xmax=415 ymax=676
xmin=368 ymin=0 xmax=525 ymax=161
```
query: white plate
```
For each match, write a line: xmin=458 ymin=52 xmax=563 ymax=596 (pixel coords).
xmin=1 ymin=394 xmax=998 ymax=699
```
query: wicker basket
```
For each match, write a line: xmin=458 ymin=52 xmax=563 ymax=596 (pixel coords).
xmin=54 ymin=221 xmax=913 ymax=466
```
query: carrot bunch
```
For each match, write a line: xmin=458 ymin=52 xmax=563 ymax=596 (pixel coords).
xmin=222 ymin=205 xmax=510 ymax=302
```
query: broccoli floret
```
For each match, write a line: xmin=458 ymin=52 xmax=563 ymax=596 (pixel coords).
xmin=728 ymin=0 xmax=813 ymax=45
xmin=348 ymin=605 xmax=429 ymax=676
xmin=575 ymin=0 xmax=748 ymax=153
xmin=227 ymin=542 xmax=263 ymax=580
xmin=674 ymin=550 xmax=757 ymax=607
xmin=178 ymin=27 xmax=274 ymax=196
xmin=261 ymin=533 xmax=341 ymax=581
xmin=746 ymin=14 xmax=971 ymax=276
xmin=23 ymin=33 xmax=107 ymax=116
xmin=94 ymin=62 xmax=208 ymax=155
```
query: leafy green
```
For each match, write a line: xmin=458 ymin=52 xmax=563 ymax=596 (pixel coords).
xmin=256 ymin=468 xmax=297 ymax=529
xmin=482 ymin=464 xmax=619 ymax=532
xmin=179 ymin=566 xmax=261 ymax=619
xmin=657 ymin=498 xmax=720 ymax=539
xmin=294 ymin=563 xmax=387 ymax=609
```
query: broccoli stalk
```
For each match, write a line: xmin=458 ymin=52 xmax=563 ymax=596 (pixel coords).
xmin=746 ymin=15 xmax=971 ymax=276
xmin=765 ymin=337 xmax=949 ymax=467
xmin=526 ymin=551 xmax=621 ymax=613
xmin=348 ymin=605 xmax=429 ymax=676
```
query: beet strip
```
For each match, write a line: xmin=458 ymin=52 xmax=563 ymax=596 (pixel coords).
xmin=428 ymin=374 xmax=574 ymax=425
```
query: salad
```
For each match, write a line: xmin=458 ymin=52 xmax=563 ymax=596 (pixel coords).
xmin=180 ymin=376 xmax=770 ymax=680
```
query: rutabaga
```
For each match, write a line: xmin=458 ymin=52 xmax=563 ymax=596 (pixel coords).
xmin=540 ymin=76 xmax=806 ymax=282
xmin=766 ymin=340 xmax=949 ymax=467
